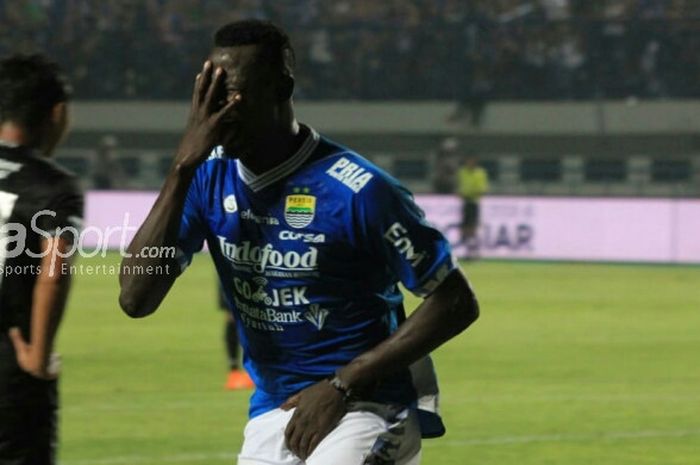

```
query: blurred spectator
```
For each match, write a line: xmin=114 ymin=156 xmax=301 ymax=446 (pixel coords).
xmin=432 ymin=137 xmax=460 ymax=193
xmin=449 ymin=52 xmax=493 ymax=126
xmin=92 ymin=135 xmax=125 ymax=189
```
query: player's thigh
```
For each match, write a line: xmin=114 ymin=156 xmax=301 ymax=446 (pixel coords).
xmin=307 ymin=404 xmax=422 ymax=465
xmin=238 ymin=408 xmax=302 ymax=465
xmin=0 ymin=348 xmax=57 ymax=465
xmin=0 ymin=399 xmax=57 ymax=465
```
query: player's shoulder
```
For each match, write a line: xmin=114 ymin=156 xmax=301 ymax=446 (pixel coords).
xmin=24 ymin=152 xmax=82 ymax=197
xmin=49 ymin=161 xmax=83 ymax=197
xmin=311 ymin=137 xmax=404 ymax=197
xmin=191 ymin=146 xmax=234 ymax=181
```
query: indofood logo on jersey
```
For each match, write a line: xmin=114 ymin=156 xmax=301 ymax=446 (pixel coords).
xmin=284 ymin=188 xmax=316 ymax=229
xmin=217 ymin=236 xmax=318 ymax=273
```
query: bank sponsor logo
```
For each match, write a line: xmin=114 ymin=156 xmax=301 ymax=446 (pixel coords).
xmin=279 ymin=230 xmax=326 ymax=243
xmin=285 ymin=194 xmax=316 ymax=229
xmin=240 ymin=209 xmax=279 ymax=225
xmin=217 ymin=236 xmax=318 ymax=273
xmin=231 ymin=276 xmax=328 ymax=331
xmin=304 ymin=304 xmax=329 ymax=330
xmin=223 ymin=194 xmax=238 ymax=213
xmin=383 ymin=222 xmax=427 ymax=268
xmin=233 ymin=294 xmax=299 ymax=332
xmin=326 ymin=157 xmax=373 ymax=193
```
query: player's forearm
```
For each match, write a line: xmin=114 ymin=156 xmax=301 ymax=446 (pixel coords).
xmin=29 ymin=277 xmax=70 ymax=370
xmin=337 ymin=269 xmax=479 ymax=392
xmin=28 ymin=249 xmax=72 ymax=373
xmin=118 ymin=168 xmax=192 ymax=317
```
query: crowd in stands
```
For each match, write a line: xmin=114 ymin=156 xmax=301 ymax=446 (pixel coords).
xmin=1 ymin=0 xmax=699 ymax=100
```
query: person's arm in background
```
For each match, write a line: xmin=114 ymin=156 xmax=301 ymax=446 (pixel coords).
xmin=9 ymin=237 xmax=73 ymax=379
xmin=118 ymin=62 xmax=240 ymax=318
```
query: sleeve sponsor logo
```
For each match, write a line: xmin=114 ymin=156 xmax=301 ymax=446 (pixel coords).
xmin=414 ymin=263 xmax=453 ymax=297
xmin=326 ymin=157 xmax=374 ymax=193
xmin=383 ymin=222 xmax=427 ymax=268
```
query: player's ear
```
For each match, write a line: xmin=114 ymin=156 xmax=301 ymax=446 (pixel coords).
xmin=42 ymin=101 xmax=69 ymax=156
xmin=54 ymin=102 xmax=69 ymax=139
xmin=51 ymin=101 xmax=68 ymax=127
xmin=277 ymin=74 xmax=294 ymax=101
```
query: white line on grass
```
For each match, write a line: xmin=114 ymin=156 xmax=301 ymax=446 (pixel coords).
xmin=60 ymin=428 xmax=700 ymax=464
xmin=60 ymin=451 xmax=237 ymax=465
xmin=441 ymin=393 xmax=700 ymax=405
xmin=422 ymin=428 xmax=700 ymax=447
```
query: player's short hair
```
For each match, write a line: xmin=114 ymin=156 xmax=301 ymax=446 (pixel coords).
xmin=214 ymin=20 xmax=295 ymax=78
xmin=0 ymin=54 xmax=70 ymax=129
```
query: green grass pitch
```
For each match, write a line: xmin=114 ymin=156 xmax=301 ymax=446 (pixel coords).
xmin=56 ymin=254 xmax=700 ymax=464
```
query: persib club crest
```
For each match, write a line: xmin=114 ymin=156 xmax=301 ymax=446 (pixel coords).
xmin=284 ymin=194 xmax=316 ymax=229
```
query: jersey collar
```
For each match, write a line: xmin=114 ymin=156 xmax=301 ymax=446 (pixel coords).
xmin=237 ymin=125 xmax=320 ymax=192
xmin=0 ymin=139 xmax=20 ymax=149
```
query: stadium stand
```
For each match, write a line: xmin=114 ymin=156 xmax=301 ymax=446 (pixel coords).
xmin=2 ymin=0 xmax=698 ymax=196
xmin=1 ymin=0 xmax=700 ymax=100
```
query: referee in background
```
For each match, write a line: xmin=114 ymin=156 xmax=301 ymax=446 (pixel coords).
xmin=0 ymin=54 xmax=83 ymax=465
xmin=457 ymin=154 xmax=489 ymax=257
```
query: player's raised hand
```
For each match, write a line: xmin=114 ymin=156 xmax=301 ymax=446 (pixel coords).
xmin=174 ymin=61 xmax=241 ymax=174
xmin=282 ymin=379 xmax=346 ymax=460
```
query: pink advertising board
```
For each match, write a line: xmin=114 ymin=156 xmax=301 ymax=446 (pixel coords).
xmin=84 ymin=192 xmax=700 ymax=264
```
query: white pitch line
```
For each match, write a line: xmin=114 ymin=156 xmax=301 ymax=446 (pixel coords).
xmin=422 ymin=428 xmax=700 ymax=447
xmin=60 ymin=451 xmax=237 ymax=465
xmin=442 ymin=393 xmax=700 ymax=405
xmin=64 ymin=399 xmax=234 ymax=413
xmin=60 ymin=428 xmax=700 ymax=464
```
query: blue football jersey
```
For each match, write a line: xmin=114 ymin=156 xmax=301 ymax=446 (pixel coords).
xmin=177 ymin=125 xmax=456 ymax=418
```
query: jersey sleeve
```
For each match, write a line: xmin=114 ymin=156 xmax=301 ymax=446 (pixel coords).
xmin=176 ymin=168 xmax=207 ymax=271
xmin=35 ymin=177 xmax=84 ymax=243
xmin=355 ymin=174 xmax=456 ymax=297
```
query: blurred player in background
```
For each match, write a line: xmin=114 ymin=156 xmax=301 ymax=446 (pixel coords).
xmin=457 ymin=154 xmax=489 ymax=257
xmin=119 ymin=20 xmax=479 ymax=465
xmin=219 ymin=284 xmax=254 ymax=390
xmin=0 ymin=54 xmax=82 ymax=465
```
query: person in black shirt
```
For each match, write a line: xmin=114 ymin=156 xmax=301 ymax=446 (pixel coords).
xmin=0 ymin=54 xmax=82 ymax=465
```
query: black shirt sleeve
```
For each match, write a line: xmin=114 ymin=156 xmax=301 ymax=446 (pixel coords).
xmin=33 ymin=177 xmax=84 ymax=243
